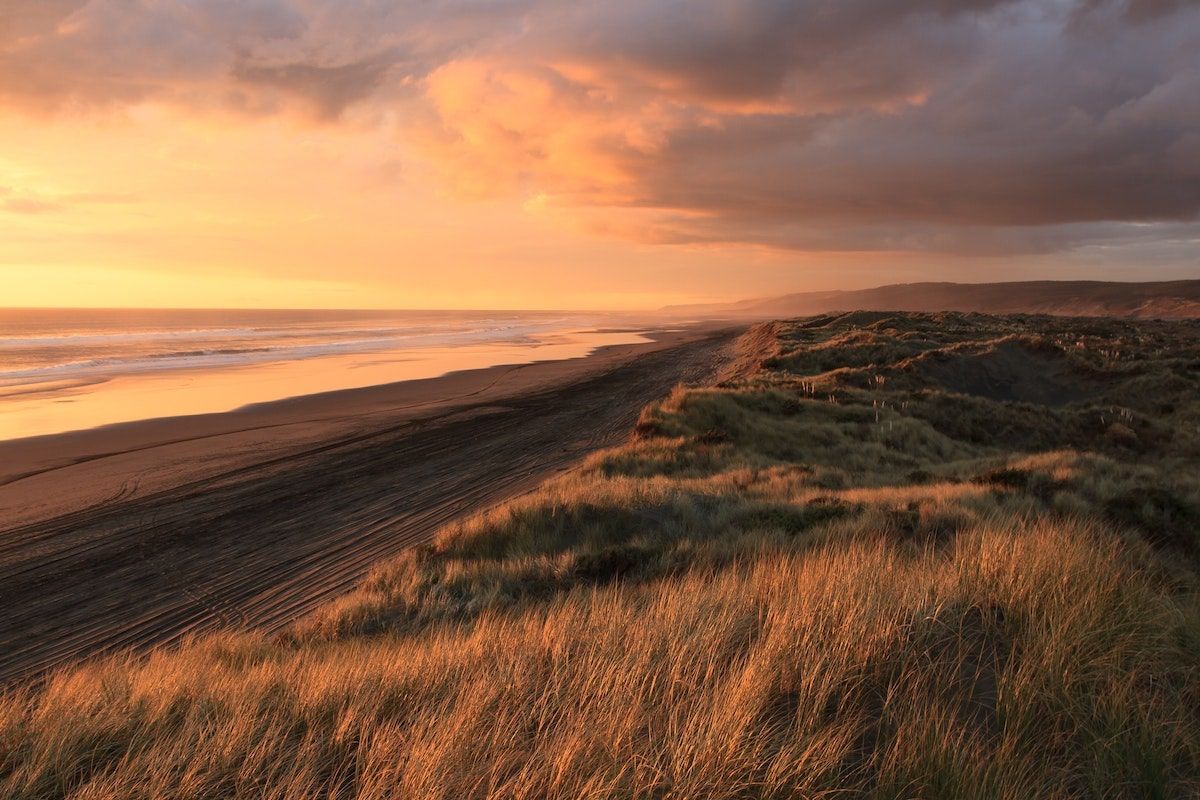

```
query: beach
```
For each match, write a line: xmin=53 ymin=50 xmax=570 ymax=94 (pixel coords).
xmin=0 ymin=308 xmax=662 ymax=441
xmin=0 ymin=324 xmax=741 ymax=685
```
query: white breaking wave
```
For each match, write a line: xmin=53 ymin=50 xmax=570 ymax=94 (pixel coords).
xmin=0 ymin=318 xmax=569 ymax=349
xmin=0 ymin=320 xmax=572 ymax=387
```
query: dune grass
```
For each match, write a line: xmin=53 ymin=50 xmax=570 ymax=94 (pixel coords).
xmin=3 ymin=311 xmax=1199 ymax=799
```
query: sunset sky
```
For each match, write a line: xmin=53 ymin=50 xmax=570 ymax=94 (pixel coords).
xmin=1 ymin=0 xmax=1198 ymax=309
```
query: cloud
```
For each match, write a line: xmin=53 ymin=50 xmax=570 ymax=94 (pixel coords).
xmin=0 ymin=0 xmax=89 ymax=41
xmin=3 ymin=197 xmax=62 ymax=214
xmin=432 ymin=0 xmax=1200 ymax=253
xmin=1 ymin=0 xmax=1196 ymax=256
xmin=0 ymin=186 xmax=135 ymax=214
xmin=416 ymin=0 xmax=1200 ymax=253
xmin=231 ymin=52 xmax=398 ymax=120
xmin=0 ymin=0 xmax=527 ymax=114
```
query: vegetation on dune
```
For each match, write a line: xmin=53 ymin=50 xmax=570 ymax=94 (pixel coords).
xmin=3 ymin=312 xmax=1200 ymax=799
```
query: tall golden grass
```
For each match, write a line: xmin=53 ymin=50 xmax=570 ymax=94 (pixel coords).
xmin=3 ymin=312 xmax=1199 ymax=798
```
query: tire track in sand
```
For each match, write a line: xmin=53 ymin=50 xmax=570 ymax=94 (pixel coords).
xmin=0 ymin=330 xmax=738 ymax=685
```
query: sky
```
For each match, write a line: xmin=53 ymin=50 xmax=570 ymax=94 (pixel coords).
xmin=1 ymin=0 xmax=1198 ymax=309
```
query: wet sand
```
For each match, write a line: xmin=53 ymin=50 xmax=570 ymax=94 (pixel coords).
xmin=0 ymin=325 xmax=742 ymax=685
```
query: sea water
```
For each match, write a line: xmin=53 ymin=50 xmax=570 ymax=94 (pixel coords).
xmin=0 ymin=309 xmax=652 ymax=440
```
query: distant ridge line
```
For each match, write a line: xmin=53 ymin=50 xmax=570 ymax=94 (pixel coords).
xmin=663 ymin=279 xmax=1200 ymax=320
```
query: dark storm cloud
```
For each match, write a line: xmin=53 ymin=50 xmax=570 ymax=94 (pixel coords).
xmin=530 ymin=0 xmax=1017 ymax=105
xmin=0 ymin=0 xmax=1196 ymax=256
xmin=490 ymin=0 xmax=1200 ymax=252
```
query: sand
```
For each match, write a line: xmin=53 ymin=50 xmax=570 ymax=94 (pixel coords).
xmin=0 ymin=325 xmax=742 ymax=685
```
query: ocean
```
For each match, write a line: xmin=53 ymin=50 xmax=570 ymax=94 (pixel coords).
xmin=0 ymin=308 xmax=652 ymax=440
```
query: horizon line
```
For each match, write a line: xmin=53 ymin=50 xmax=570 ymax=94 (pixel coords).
xmin=3 ymin=276 xmax=1196 ymax=315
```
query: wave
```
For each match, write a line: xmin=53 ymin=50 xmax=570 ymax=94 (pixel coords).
xmin=0 ymin=327 xmax=264 ymax=349
xmin=0 ymin=323 xmax=563 ymax=387
xmin=0 ymin=315 xmax=576 ymax=350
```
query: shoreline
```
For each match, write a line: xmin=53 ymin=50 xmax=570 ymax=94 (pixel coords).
xmin=0 ymin=326 xmax=715 ymax=527
xmin=0 ymin=325 xmax=656 ymax=443
xmin=0 ymin=323 xmax=742 ymax=685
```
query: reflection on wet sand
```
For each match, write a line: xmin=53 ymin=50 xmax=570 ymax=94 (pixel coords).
xmin=0 ymin=329 xmax=648 ymax=440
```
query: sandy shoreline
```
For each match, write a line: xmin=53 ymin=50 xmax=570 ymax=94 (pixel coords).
xmin=0 ymin=326 xmax=656 ymax=442
xmin=0 ymin=323 xmax=742 ymax=685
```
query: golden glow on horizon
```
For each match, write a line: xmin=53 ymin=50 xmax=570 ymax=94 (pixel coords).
xmin=0 ymin=102 xmax=1176 ymax=311
xmin=1 ymin=110 xmax=915 ymax=309
xmin=0 ymin=105 xmax=826 ymax=310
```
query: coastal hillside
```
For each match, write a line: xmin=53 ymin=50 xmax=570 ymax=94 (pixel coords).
xmin=666 ymin=279 xmax=1200 ymax=320
xmin=3 ymin=312 xmax=1200 ymax=798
